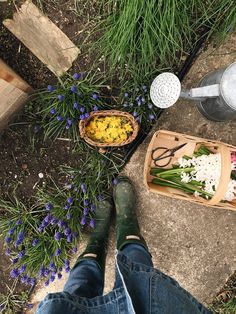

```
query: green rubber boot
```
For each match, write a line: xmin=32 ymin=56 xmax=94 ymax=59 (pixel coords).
xmin=75 ymin=200 xmax=113 ymax=274
xmin=113 ymin=176 xmax=148 ymax=251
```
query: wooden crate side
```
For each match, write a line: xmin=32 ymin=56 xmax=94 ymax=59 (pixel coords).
xmin=0 ymin=58 xmax=32 ymax=93
xmin=0 ymin=79 xmax=28 ymax=130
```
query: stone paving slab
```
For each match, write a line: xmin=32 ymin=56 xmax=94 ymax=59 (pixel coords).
xmin=27 ymin=33 xmax=236 ymax=312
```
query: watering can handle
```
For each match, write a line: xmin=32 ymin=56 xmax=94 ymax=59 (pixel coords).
xmin=190 ymin=84 xmax=220 ymax=98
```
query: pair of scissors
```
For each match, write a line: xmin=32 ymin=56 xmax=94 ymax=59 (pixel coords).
xmin=151 ymin=143 xmax=187 ymax=167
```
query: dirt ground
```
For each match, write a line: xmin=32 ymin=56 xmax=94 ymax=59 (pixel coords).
xmin=0 ymin=0 xmax=101 ymax=305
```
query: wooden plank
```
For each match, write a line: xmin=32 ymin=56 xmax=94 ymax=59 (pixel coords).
xmin=0 ymin=58 xmax=33 ymax=93
xmin=3 ymin=0 xmax=80 ymax=77
xmin=0 ymin=79 xmax=28 ymax=130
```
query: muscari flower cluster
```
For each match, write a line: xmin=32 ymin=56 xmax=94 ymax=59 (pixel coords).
xmin=122 ymin=85 xmax=157 ymax=123
xmin=4 ymin=177 xmax=110 ymax=288
xmin=47 ymin=73 xmax=100 ymax=131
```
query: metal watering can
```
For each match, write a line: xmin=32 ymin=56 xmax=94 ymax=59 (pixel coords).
xmin=150 ymin=62 xmax=236 ymax=121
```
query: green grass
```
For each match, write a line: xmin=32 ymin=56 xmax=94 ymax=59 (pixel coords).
xmin=210 ymin=298 xmax=236 ymax=314
xmin=0 ymin=280 xmax=30 ymax=314
xmin=95 ymin=0 xmax=236 ymax=81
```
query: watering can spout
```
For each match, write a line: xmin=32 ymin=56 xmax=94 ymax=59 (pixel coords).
xmin=189 ymin=84 xmax=220 ymax=98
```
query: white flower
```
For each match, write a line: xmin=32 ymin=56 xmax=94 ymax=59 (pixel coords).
xmin=223 ymin=180 xmax=236 ymax=201
xmin=180 ymin=172 xmax=191 ymax=183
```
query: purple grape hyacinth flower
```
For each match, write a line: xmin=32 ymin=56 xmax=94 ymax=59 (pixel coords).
xmin=58 ymin=220 xmax=66 ymax=228
xmin=52 ymin=270 xmax=57 ymax=276
xmin=32 ymin=239 xmax=39 ymax=247
xmin=30 ymin=278 xmax=36 ymax=286
xmin=97 ymin=195 xmax=104 ymax=201
xmin=85 ymin=112 xmax=90 ymax=118
xmin=124 ymin=92 xmax=129 ymax=97
xmin=55 ymin=248 xmax=61 ymax=257
xmin=44 ymin=268 xmax=50 ymax=276
xmin=21 ymin=274 xmax=27 ymax=283
xmin=49 ymin=262 xmax=55 ymax=270
xmin=80 ymin=114 xmax=85 ymax=120
xmin=81 ymin=216 xmax=86 ymax=225
xmin=10 ymin=268 xmax=19 ymax=278
xmin=66 ymin=234 xmax=72 ymax=243
xmin=27 ymin=304 xmax=34 ymax=309
xmin=8 ymin=227 xmax=16 ymax=235
xmin=80 ymin=107 xmax=85 ymax=113
xmin=73 ymin=72 xmax=81 ymax=80
xmin=5 ymin=236 xmax=12 ymax=244
xmin=64 ymin=259 xmax=70 ymax=267
xmin=64 ymin=204 xmax=70 ymax=210
xmin=12 ymin=257 xmax=19 ymax=264
xmin=45 ymin=203 xmax=53 ymax=211
xmin=37 ymin=226 xmax=43 ymax=233
xmin=47 ymin=85 xmax=55 ymax=92
xmin=56 ymin=116 xmax=63 ymax=122
xmin=89 ymin=219 xmax=96 ymax=228
xmin=44 ymin=214 xmax=53 ymax=224
xmin=19 ymin=264 xmax=27 ymax=274
xmin=50 ymin=108 xmax=56 ymax=115
xmin=58 ymin=273 xmax=62 ymax=279
xmin=5 ymin=248 xmax=11 ymax=256
xmin=51 ymin=217 xmax=59 ymax=225
xmin=65 ymin=267 xmax=70 ymax=273
xmin=26 ymin=277 xmax=31 ymax=285
xmin=66 ymin=213 xmax=72 ymax=220
xmin=73 ymin=102 xmax=79 ymax=109
xmin=70 ymin=85 xmax=77 ymax=93
xmin=57 ymin=95 xmax=64 ymax=101
xmin=67 ymin=118 xmax=73 ymax=126
xmin=64 ymin=227 xmax=71 ymax=236
xmin=133 ymin=111 xmax=138 ymax=117
xmin=38 ymin=266 xmax=45 ymax=278
xmin=55 ymin=232 xmax=62 ymax=241
xmin=83 ymin=207 xmax=89 ymax=216
xmin=93 ymin=105 xmax=98 ymax=111
xmin=18 ymin=250 xmax=25 ymax=259
xmin=16 ymin=219 xmax=22 ymax=226
xmin=148 ymin=114 xmax=155 ymax=121
xmin=72 ymin=247 xmax=78 ymax=253
xmin=112 ymin=178 xmax=118 ymax=185
xmin=81 ymin=183 xmax=87 ymax=193
xmin=92 ymin=93 xmax=98 ymax=100
xmin=90 ymin=204 xmax=96 ymax=212
xmin=17 ymin=231 xmax=24 ymax=241
xmin=84 ymin=198 xmax=90 ymax=206
xmin=67 ymin=197 xmax=73 ymax=204
xmin=45 ymin=280 xmax=49 ymax=286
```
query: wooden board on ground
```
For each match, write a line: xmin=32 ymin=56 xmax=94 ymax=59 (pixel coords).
xmin=0 ymin=58 xmax=33 ymax=93
xmin=0 ymin=78 xmax=28 ymax=130
xmin=3 ymin=0 xmax=80 ymax=77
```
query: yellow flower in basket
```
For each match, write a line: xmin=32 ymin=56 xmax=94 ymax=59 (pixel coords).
xmin=85 ymin=115 xmax=134 ymax=144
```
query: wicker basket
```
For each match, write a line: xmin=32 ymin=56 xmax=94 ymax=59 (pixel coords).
xmin=79 ymin=110 xmax=140 ymax=147
xmin=144 ymin=130 xmax=236 ymax=211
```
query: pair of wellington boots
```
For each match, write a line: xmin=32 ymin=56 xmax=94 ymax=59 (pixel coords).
xmin=76 ymin=176 xmax=147 ymax=274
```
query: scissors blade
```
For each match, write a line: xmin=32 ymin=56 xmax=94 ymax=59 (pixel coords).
xmin=172 ymin=143 xmax=187 ymax=153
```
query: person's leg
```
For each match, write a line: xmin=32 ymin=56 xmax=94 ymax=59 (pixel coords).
xmin=113 ymin=176 xmax=153 ymax=289
xmin=64 ymin=200 xmax=113 ymax=298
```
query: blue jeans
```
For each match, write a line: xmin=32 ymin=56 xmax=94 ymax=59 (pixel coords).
xmin=64 ymin=243 xmax=152 ymax=298
xmin=37 ymin=244 xmax=211 ymax=314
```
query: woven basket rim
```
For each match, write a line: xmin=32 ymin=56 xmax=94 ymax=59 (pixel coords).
xmin=79 ymin=110 xmax=140 ymax=147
